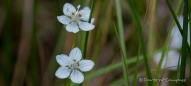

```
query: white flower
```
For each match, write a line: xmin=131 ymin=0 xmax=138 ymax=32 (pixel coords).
xmin=153 ymin=50 xmax=180 ymax=71
xmin=55 ymin=47 xmax=94 ymax=83
xmin=57 ymin=3 xmax=95 ymax=33
xmin=170 ymin=16 xmax=190 ymax=48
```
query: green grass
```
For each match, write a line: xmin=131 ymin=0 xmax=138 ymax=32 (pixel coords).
xmin=1 ymin=0 xmax=191 ymax=86
xmin=82 ymin=0 xmax=95 ymax=59
xmin=189 ymin=0 xmax=191 ymax=85
xmin=115 ymin=0 xmax=130 ymax=85
xmin=124 ymin=0 xmax=152 ymax=86
xmin=113 ymin=22 xmax=129 ymax=85
xmin=133 ymin=44 xmax=141 ymax=86
xmin=154 ymin=0 xmax=182 ymax=86
xmin=180 ymin=0 xmax=189 ymax=85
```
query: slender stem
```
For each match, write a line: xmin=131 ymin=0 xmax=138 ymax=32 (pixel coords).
xmin=29 ymin=0 xmax=38 ymax=85
xmin=83 ymin=32 xmax=89 ymax=59
xmin=154 ymin=0 xmax=182 ymax=86
xmin=177 ymin=52 xmax=181 ymax=79
xmin=133 ymin=44 xmax=140 ymax=86
xmin=166 ymin=0 xmax=190 ymax=53
xmin=67 ymin=78 xmax=71 ymax=86
xmin=79 ymin=31 xmax=83 ymax=50
xmin=82 ymin=0 xmax=95 ymax=59
xmin=143 ymin=0 xmax=150 ymax=24
xmin=2 ymin=0 xmax=12 ymax=85
xmin=81 ymin=1 xmax=95 ymax=86
xmin=180 ymin=0 xmax=188 ymax=85
xmin=84 ymin=48 xmax=177 ymax=81
xmin=125 ymin=0 xmax=152 ymax=86
xmin=113 ymin=22 xmax=129 ymax=86
xmin=115 ymin=0 xmax=130 ymax=85
xmin=72 ymin=34 xmax=76 ymax=48
xmin=147 ymin=0 xmax=156 ymax=56
xmin=188 ymin=0 xmax=191 ymax=85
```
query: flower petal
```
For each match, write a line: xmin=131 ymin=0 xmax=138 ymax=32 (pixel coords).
xmin=55 ymin=67 xmax=71 ymax=79
xmin=56 ymin=54 xmax=70 ymax=67
xmin=63 ymin=3 xmax=76 ymax=16
xmin=69 ymin=47 xmax=82 ymax=62
xmin=79 ymin=60 xmax=94 ymax=72
xmin=66 ymin=22 xmax=79 ymax=33
xmin=90 ymin=18 xmax=94 ymax=24
xmin=70 ymin=70 xmax=84 ymax=83
xmin=166 ymin=51 xmax=180 ymax=71
xmin=82 ymin=7 xmax=90 ymax=10
xmin=57 ymin=16 xmax=71 ymax=25
xmin=79 ymin=22 xmax=95 ymax=31
xmin=153 ymin=52 xmax=166 ymax=69
xmin=79 ymin=8 xmax=90 ymax=21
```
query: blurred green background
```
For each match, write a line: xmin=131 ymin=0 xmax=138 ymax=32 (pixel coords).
xmin=0 ymin=0 xmax=190 ymax=86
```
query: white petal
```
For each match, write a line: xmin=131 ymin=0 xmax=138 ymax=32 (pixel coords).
xmin=82 ymin=7 xmax=90 ymax=10
xmin=69 ymin=47 xmax=82 ymax=62
xmin=70 ymin=70 xmax=84 ymax=83
xmin=55 ymin=67 xmax=71 ymax=79
xmin=63 ymin=3 xmax=76 ymax=16
xmin=153 ymin=52 xmax=166 ymax=69
xmin=79 ymin=60 xmax=94 ymax=72
xmin=66 ymin=22 xmax=79 ymax=33
xmin=79 ymin=8 xmax=90 ymax=21
xmin=57 ymin=16 xmax=71 ymax=25
xmin=166 ymin=51 xmax=180 ymax=71
xmin=56 ymin=54 xmax=70 ymax=67
xmin=79 ymin=22 xmax=95 ymax=31
xmin=90 ymin=18 xmax=94 ymax=24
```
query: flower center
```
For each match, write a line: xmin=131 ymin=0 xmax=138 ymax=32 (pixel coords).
xmin=70 ymin=5 xmax=82 ymax=22
xmin=68 ymin=60 xmax=79 ymax=70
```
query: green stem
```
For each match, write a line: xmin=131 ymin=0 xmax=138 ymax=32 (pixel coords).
xmin=83 ymin=48 xmax=177 ymax=81
xmin=177 ymin=52 xmax=181 ymax=79
xmin=113 ymin=22 xmax=129 ymax=86
xmin=125 ymin=1 xmax=152 ymax=86
xmin=81 ymin=1 xmax=95 ymax=86
xmin=133 ymin=44 xmax=140 ymax=86
xmin=154 ymin=0 xmax=182 ymax=86
xmin=29 ymin=0 xmax=38 ymax=85
xmin=166 ymin=0 xmax=190 ymax=53
xmin=180 ymin=0 xmax=188 ymax=85
xmin=82 ymin=0 xmax=95 ymax=59
xmin=188 ymin=0 xmax=191 ymax=85
xmin=143 ymin=0 xmax=150 ymax=24
xmin=72 ymin=34 xmax=76 ymax=48
xmin=67 ymin=78 xmax=71 ymax=86
xmin=115 ymin=0 xmax=130 ymax=85
xmin=147 ymin=0 xmax=156 ymax=56
xmin=2 ymin=0 xmax=12 ymax=85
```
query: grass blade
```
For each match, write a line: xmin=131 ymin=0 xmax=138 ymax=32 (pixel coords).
xmin=1 ymin=0 xmax=12 ymax=85
xmin=166 ymin=0 xmax=190 ymax=53
xmin=82 ymin=0 xmax=95 ymax=59
xmin=147 ymin=0 xmax=156 ymax=55
xmin=133 ymin=44 xmax=141 ymax=86
xmin=188 ymin=0 xmax=191 ymax=85
xmin=113 ymin=22 xmax=129 ymax=85
xmin=124 ymin=0 xmax=152 ymax=86
xmin=154 ymin=0 xmax=182 ymax=85
xmin=85 ymin=48 xmax=177 ymax=81
xmin=115 ymin=0 xmax=130 ymax=85
xmin=180 ymin=0 xmax=188 ymax=85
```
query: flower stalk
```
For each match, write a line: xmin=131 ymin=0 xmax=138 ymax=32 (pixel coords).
xmin=83 ymin=0 xmax=95 ymax=59
xmin=180 ymin=0 xmax=188 ymax=85
xmin=115 ymin=0 xmax=130 ymax=85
